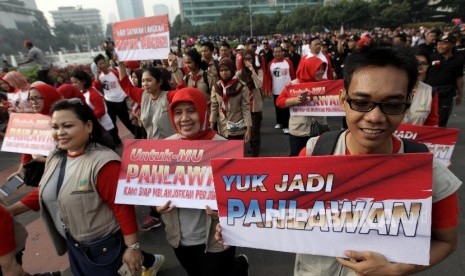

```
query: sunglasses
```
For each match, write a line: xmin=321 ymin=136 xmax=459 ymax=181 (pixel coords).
xmin=345 ymin=95 xmax=410 ymax=115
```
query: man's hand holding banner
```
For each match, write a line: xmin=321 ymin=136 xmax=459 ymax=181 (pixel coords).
xmin=211 ymin=154 xmax=433 ymax=265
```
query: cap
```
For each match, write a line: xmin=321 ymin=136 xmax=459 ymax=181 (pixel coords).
xmin=439 ymin=33 xmax=456 ymax=43
xmin=23 ymin=40 xmax=33 ymax=48
xmin=236 ymin=44 xmax=245 ymax=50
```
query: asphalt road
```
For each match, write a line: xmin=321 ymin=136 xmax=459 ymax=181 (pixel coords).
xmin=1 ymin=96 xmax=464 ymax=276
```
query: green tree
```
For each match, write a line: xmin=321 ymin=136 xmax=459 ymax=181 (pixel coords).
xmin=374 ymin=2 xmax=411 ymax=28
xmin=53 ymin=21 xmax=87 ymax=50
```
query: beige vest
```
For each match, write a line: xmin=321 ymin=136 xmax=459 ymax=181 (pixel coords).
xmin=402 ymin=81 xmax=433 ymax=125
xmin=39 ymin=144 xmax=120 ymax=255
xmin=162 ymin=134 xmax=226 ymax=252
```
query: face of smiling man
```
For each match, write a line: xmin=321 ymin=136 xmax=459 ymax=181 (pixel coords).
xmin=340 ymin=65 xmax=410 ymax=154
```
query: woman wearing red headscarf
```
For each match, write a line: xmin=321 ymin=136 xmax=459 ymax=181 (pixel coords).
xmin=157 ymin=87 xmax=239 ymax=276
xmin=276 ymin=56 xmax=329 ymax=156
xmin=2 ymin=71 xmax=33 ymax=113
xmin=7 ymin=82 xmax=62 ymax=186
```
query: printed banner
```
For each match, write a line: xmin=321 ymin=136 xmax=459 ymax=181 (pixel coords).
xmin=212 ymin=154 xmax=433 ymax=265
xmin=289 ymin=80 xmax=344 ymax=116
xmin=395 ymin=124 xmax=459 ymax=167
xmin=115 ymin=139 xmax=243 ymax=209
xmin=1 ymin=113 xmax=54 ymax=156
xmin=113 ymin=15 xmax=170 ymax=61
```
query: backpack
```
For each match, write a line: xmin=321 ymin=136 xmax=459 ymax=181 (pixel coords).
xmin=311 ymin=130 xmax=429 ymax=155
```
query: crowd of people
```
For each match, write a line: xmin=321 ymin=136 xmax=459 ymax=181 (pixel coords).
xmin=0 ymin=22 xmax=463 ymax=276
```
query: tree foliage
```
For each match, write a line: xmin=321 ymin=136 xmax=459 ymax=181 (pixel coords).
xmin=1 ymin=1 xmax=461 ymax=55
xmin=172 ymin=0 xmax=459 ymax=38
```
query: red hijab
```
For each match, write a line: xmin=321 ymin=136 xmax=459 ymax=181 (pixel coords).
xmin=57 ymin=84 xmax=85 ymax=101
xmin=169 ymin=87 xmax=216 ymax=140
xmin=297 ymin=56 xmax=326 ymax=83
xmin=3 ymin=71 xmax=30 ymax=91
xmin=29 ymin=81 xmax=62 ymax=115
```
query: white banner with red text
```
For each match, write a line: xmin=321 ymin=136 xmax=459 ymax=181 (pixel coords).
xmin=395 ymin=124 xmax=459 ymax=167
xmin=115 ymin=139 xmax=243 ymax=209
xmin=113 ymin=15 xmax=170 ymax=61
xmin=289 ymin=80 xmax=344 ymax=116
xmin=1 ymin=113 xmax=54 ymax=156
xmin=212 ymin=154 xmax=433 ymax=265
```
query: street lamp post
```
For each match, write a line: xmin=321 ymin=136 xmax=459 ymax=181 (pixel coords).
xmin=84 ymin=26 xmax=91 ymax=52
xmin=249 ymin=0 xmax=253 ymax=37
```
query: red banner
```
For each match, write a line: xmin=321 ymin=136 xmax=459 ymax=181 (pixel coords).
xmin=212 ymin=154 xmax=433 ymax=265
xmin=113 ymin=15 xmax=170 ymax=61
xmin=288 ymin=80 xmax=344 ymax=116
xmin=396 ymin=124 xmax=459 ymax=167
xmin=1 ymin=113 xmax=54 ymax=156
xmin=115 ymin=139 xmax=243 ymax=209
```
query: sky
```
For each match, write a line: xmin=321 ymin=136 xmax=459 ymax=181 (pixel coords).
xmin=35 ymin=0 xmax=180 ymax=26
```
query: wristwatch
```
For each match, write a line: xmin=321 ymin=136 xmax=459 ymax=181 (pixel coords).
xmin=126 ymin=242 xmax=140 ymax=250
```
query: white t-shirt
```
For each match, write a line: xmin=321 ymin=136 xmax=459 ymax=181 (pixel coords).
xmin=98 ymin=70 xmax=127 ymax=103
xmin=269 ymin=59 xmax=293 ymax=96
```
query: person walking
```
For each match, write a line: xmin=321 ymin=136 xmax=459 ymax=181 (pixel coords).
xmin=18 ymin=40 xmax=52 ymax=85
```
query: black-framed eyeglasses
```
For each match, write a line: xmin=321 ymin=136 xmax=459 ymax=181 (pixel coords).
xmin=345 ymin=95 xmax=410 ymax=115
xmin=418 ymin=62 xmax=429 ymax=68
xmin=27 ymin=96 xmax=43 ymax=102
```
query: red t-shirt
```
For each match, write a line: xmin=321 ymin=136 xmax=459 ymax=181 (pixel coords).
xmin=0 ymin=206 xmax=16 ymax=256
xmin=21 ymin=156 xmax=137 ymax=235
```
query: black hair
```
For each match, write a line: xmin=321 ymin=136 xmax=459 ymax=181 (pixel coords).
xmin=220 ymin=41 xmax=231 ymax=49
xmin=395 ymin=33 xmax=407 ymax=43
xmin=413 ymin=47 xmax=431 ymax=65
xmin=71 ymin=70 xmax=92 ymax=89
xmin=201 ymin=41 xmax=215 ymax=51
xmin=93 ymin=54 xmax=106 ymax=64
xmin=0 ymin=92 xmax=7 ymax=101
xmin=131 ymin=69 xmax=143 ymax=88
xmin=273 ymin=45 xmax=284 ymax=52
xmin=185 ymin=49 xmax=208 ymax=71
xmin=143 ymin=67 xmax=171 ymax=91
xmin=343 ymin=47 xmax=418 ymax=97
xmin=242 ymin=49 xmax=260 ymax=71
xmin=51 ymin=99 xmax=114 ymax=150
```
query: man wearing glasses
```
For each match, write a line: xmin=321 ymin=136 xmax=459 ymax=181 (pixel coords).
xmin=295 ymin=47 xmax=461 ymax=275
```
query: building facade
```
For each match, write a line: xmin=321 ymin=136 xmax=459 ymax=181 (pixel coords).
xmin=50 ymin=6 xmax=104 ymax=50
xmin=50 ymin=6 xmax=104 ymax=35
xmin=116 ymin=0 xmax=145 ymax=21
xmin=0 ymin=0 xmax=45 ymax=30
xmin=178 ymin=0 xmax=323 ymax=25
